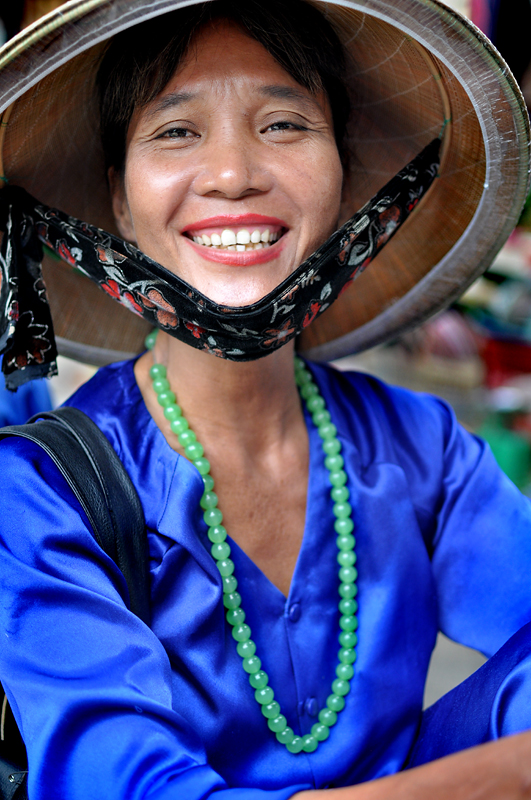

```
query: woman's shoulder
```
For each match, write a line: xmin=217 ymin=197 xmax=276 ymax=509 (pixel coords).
xmin=308 ymin=359 xmax=457 ymax=448
xmin=0 ymin=357 xmax=150 ymax=480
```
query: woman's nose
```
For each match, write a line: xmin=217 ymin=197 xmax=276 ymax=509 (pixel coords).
xmin=192 ymin=131 xmax=272 ymax=199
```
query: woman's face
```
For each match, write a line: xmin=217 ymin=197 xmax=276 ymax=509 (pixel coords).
xmin=111 ymin=20 xmax=344 ymax=307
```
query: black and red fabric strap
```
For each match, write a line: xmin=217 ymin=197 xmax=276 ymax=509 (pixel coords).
xmin=0 ymin=137 xmax=440 ymax=389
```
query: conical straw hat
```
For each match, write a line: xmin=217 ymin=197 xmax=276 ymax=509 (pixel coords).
xmin=0 ymin=0 xmax=529 ymax=365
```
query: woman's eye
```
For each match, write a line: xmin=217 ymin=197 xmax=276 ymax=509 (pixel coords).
xmin=267 ymin=121 xmax=306 ymax=132
xmin=158 ymin=128 xmax=197 ymax=140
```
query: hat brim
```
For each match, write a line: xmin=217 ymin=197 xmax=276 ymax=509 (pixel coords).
xmin=0 ymin=0 xmax=529 ymax=364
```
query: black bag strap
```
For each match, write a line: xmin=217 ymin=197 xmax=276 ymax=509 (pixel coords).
xmin=0 ymin=407 xmax=150 ymax=625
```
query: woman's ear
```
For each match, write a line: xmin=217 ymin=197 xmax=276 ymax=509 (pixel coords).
xmin=108 ymin=167 xmax=136 ymax=242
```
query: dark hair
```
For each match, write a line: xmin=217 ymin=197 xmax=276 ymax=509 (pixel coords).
xmin=96 ymin=0 xmax=352 ymax=174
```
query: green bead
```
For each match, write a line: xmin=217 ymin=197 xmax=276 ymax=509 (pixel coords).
xmin=268 ymin=715 xmax=287 ymax=733
xmin=311 ymin=723 xmax=330 ymax=742
xmin=325 ymin=454 xmax=344 ymax=472
xmin=339 ymin=647 xmax=357 ymax=664
xmin=193 ymin=457 xmax=211 ymax=476
xmin=145 ymin=331 xmax=159 ymax=352
xmin=300 ymin=383 xmax=318 ymax=399
xmin=338 ymin=583 xmax=358 ymax=600
xmin=242 ymin=655 xmax=261 ymax=674
xmin=319 ymin=707 xmax=337 ymax=726
xmin=254 ymin=686 xmax=274 ymax=705
xmin=164 ymin=405 xmax=182 ymax=422
xmin=295 ymin=369 xmax=312 ymax=385
xmin=223 ymin=591 xmax=241 ymax=610
xmin=276 ymin=727 xmax=295 ymax=745
xmin=217 ymin=558 xmax=234 ymax=577
xmin=306 ymin=395 xmax=325 ymax=413
xmin=237 ymin=639 xmax=256 ymax=658
xmin=157 ymin=390 xmax=177 ymax=408
xmin=323 ymin=438 xmax=341 ymax=456
xmin=185 ymin=442 xmax=204 ymax=460
xmin=339 ymin=598 xmax=358 ymax=615
xmin=336 ymin=534 xmax=355 ymax=551
xmin=286 ymin=736 xmax=304 ymax=754
xmin=339 ymin=631 xmax=358 ymax=649
xmin=339 ymin=615 xmax=358 ymax=632
xmin=222 ymin=575 xmax=238 ymax=593
xmin=170 ymin=417 xmax=189 ymax=435
xmin=203 ymin=475 xmax=215 ymax=492
xmin=333 ymin=501 xmax=352 ymax=519
xmin=317 ymin=422 xmax=337 ymax=439
xmin=329 ymin=470 xmax=347 ymax=487
xmin=331 ymin=679 xmax=350 ymax=696
xmin=212 ymin=542 xmax=231 ymax=560
xmin=339 ymin=566 xmax=358 ymax=584
xmin=337 ymin=551 xmax=356 ymax=567
xmin=249 ymin=670 xmax=268 ymax=689
xmin=294 ymin=356 xmax=306 ymax=372
xmin=334 ymin=517 xmax=354 ymax=535
xmin=208 ymin=525 xmax=227 ymax=543
xmin=152 ymin=377 xmax=170 ymax=394
xmin=179 ymin=429 xmax=197 ymax=446
xmin=331 ymin=485 xmax=349 ymax=503
xmin=226 ymin=608 xmax=245 ymax=626
xmin=302 ymin=734 xmax=318 ymax=753
xmin=262 ymin=701 xmax=281 ymax=720
xmin=232 ymin=623 xmax=251 ymax=642
xmin=201 ymin=491 xmax=219 ymax=510
xmin=204 ymin=508 xmax=223 ymax=527
xmin=336 ymin=663 xmax=354 ymax=680
xmin=312 ymin=409 xmax=331 ymax=426
xmin=327 ymin=694 xmax=346 ymax=712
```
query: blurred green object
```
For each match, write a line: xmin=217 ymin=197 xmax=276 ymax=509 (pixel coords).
xmin=478 ymin=416 xmax=531 ymax=489
xmin=518 ymin=190 xmax=531 ymax=230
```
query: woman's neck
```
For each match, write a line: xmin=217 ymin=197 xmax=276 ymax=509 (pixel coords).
xmin=136 ymin=331 xmax=303 ymax=455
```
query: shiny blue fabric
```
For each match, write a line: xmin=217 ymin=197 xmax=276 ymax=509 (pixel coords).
xmin=1 ymin=358 xmax=531 ymax=799
xmin=0 ymin=356 xmax=52 ymax=425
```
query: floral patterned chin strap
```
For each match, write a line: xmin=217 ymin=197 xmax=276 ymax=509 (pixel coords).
xmin=0 ymin=137 xmax=440 ymax=390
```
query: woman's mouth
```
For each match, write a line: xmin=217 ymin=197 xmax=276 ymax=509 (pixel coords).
xmin=181 ymin=216 xmax=288 ymax=265
xmin=186 ymin=225 xmax=284 ymax=252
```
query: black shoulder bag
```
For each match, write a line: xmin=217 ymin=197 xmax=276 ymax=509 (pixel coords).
xmin=0 ymin=407 xmax=149 ymax=799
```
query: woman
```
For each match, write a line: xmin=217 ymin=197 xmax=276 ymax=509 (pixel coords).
xmin=0 ymin=0 xmax=531 ymax=798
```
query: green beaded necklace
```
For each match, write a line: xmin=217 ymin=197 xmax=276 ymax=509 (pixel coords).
xmin=147 ymin=339 xmax=358 ymax=755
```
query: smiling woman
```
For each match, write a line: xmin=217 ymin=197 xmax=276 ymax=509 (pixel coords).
xmin=108 ymin=20 xmax=343 ymax=306
xmin=0 ymin=1 xmax=530 ymax=799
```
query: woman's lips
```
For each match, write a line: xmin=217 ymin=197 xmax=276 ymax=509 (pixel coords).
xmin=182 ymin=215 xmax=288 ymax=264
xmin=184 ymin=234 xmax=286 ymax=265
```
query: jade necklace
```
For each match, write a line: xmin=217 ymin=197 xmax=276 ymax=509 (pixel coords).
xmin=147 ymin=335 xmax=358 ymax=755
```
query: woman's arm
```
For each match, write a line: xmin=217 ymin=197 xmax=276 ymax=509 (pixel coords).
xmin=295 ymin=730 xmax=531 ymax=800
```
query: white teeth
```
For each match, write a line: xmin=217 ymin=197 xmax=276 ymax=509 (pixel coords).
xmin=191 ymin=227 xmax=282 ymax=251
xmin=221 ymin=229 xmax=237 ymax=246
xmin=236 ymin=229 xmax=251 ymax=245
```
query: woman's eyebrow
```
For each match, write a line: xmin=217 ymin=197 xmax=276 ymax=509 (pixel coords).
xmin=144 ymin=91 xmax=198 ymax=119
xmin=259 ymin=84 xmax=322 ymax=112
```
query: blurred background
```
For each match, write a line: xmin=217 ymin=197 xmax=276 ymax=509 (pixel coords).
xmin=1 ymin=0 xmax=531 ymax=708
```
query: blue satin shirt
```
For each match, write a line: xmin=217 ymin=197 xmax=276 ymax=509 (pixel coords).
xmin=1 ymin=359 xmax=531 ymax=800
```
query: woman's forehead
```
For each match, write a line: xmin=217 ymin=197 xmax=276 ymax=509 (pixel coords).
xmin=157 ymin=20 xmax=311 ymax=94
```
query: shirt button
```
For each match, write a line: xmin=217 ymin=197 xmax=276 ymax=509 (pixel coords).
xmin=288 ymin=602 xmax=301 ymax=622
xmin=305 ymin=697 xmax=318 ymax=717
